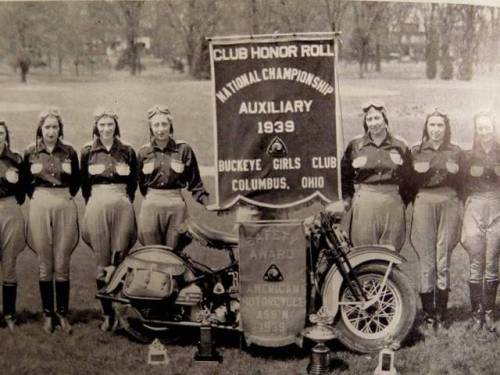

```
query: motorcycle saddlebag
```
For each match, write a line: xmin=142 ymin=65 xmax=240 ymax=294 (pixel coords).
xmin=122 ymin=256 xmax=186 ymax=300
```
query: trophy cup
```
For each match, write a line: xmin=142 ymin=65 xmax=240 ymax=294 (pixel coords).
xmin=302 ymin=307 xmax=336 ymax=375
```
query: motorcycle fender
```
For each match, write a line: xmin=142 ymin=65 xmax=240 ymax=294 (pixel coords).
xmin=102 ymin=246 xmax=196 ymax=295
xmin=320 ymin=245 xmax=406 ymax=317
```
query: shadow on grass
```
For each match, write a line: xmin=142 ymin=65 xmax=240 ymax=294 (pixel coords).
xmin=447 ymin=305 xmax=473 ymax=324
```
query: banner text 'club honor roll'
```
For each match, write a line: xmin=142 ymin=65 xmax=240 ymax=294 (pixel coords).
xmin=209 ymin=34 xmax=341 ymax=210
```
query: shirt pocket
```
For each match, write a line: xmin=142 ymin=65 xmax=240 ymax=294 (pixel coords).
xmin=5 ymin=168 xmax=19 ymax=183
xmin=170 ymin=159 xmax=185 ymax=174
xmin=30 ymin=162 xmax=43 ymax=174
xmin=116 ymin=162 xmax=130 ymax=176
xmin=389 ymin=150 xmax=403 ymax=166
xmin=470 ymin=165 xmax=484 ymax=177
xmin=142 ymin=161 xmax=155 ymax=175
xmin=413 ymin=161 xmax=430 ymax=173
xmin=62 ymin=160 xmax=72 ymax=174
xmin=352 ymin=156 xmax=367 ymax=168
xmin=495 ymin=165 xmax=500 ymax=176
xmin=88 ymin=164 xmax=105 ymax=175
xmin=446 ymin=161 xmax=459 ymax=174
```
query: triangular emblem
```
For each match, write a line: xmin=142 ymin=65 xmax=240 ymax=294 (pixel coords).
xmin=263 ymin=264 xmax=284 ymax=282
xmin=266 ymin=136 xmax=288 ymax=157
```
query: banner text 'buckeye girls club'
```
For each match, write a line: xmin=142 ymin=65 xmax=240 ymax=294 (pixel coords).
xmin=209 ymin=33 xmax=342 ymax=210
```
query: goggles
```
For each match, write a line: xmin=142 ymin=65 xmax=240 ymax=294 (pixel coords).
xmin=39 ymin=108 xmax=61 ymax=121
xmin=426 ymin=107 xmax=448 ymax=118
xmin=147 ymin=105 xmax=171 ymax=119
xmin=94 ymin=108 xmax=118 ymax=122
xmin=361 ymin=100 xmax=386 ymax=112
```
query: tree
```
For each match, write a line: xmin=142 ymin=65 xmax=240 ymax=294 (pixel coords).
xmin=439 ymin=4 xmax=455 ymax=80
xmin=424 ymin=3 xmax=439 ymax=79
xmin=0 ymin=2 xmax=46 ymax=82
xmin=119 ymin=1 xmax=144 ymax=75
xmin=351 ymin=1 xmax=385 ymax=78
xmin=160 ymin=0 xmax=221 ymax=79
xmin=457 ymin=5 xmax=477 ymax=80
xmin=323 ymin=0 xmax=350 ymax=31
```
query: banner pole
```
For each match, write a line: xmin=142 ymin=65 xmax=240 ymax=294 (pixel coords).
xmin=208 ymin=41 xmax=220 ymax=211
xmin=334 ymin=34 xmax=344 ymax=201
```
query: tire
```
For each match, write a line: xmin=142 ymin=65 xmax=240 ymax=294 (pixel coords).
xmin=333 ymin=263 xmax=417 ymax=353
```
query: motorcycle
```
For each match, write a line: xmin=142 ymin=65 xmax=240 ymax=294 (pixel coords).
xmin=97 ymin=212 xmax=417 ymax=354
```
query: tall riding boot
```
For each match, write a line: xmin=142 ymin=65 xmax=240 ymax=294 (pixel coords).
xmin=39 ymin=281 xmax=54 ymax=333
xmin=469 ymin=281 xmax=483 ymax=331
xmin=420 ymin=292 xmax=436 ymax=336
xmin=55 ymin=281 xmax=72 ymax=334
xmin=96 ymin=279 xmax=116 ymax=332
xmin=483 ymin=279 xmax=499 ymax=333
xmin=435 ymin=288 xmax=449 ymax=330
xmin=3 ymin=283 xmax=17 ymax=332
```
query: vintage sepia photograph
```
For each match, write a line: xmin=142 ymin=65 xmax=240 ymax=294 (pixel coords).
xmin=0 ymin=0 xmax=499 ymax=374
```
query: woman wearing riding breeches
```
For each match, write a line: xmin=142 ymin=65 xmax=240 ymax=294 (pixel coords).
xmin=81 ymin=108 xmax=137 ymax=331
xmin=410 ymin=110 xmax=463 ymax=333
xmin=461 ymin=111 xmax=500 ymax=333
xmin=137 ymin=105 xmax=208 ymax=249
xmin=0 ymin=121 xmax=26 ymax=331
xmin=341 ymin=100 xmax=413 ymax=251
xmin=24 ymin=109 xmax=80 ymax=334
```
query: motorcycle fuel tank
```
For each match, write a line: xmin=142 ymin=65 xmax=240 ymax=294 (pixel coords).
xmin=239 ymin=220 xmax=307 ymax=347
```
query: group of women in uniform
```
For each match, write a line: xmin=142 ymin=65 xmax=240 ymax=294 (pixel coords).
xmin=0 ymin=100 xmax=498 ymax=339
xmin=341 ymin=101 xmax=500 ymax=335
xmin=0 ymin=105 xmax=208 ymax=333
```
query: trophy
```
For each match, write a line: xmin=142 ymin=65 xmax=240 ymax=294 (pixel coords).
xmin=194 ymin=312 xmax=223 ymax=363
xmin=374 ymin=336 xmax=401 ymax=375
xmin=147 ymin=338 xmax=170 ymax=366
xmin=302 ymin=307 xmax=336 ymax=375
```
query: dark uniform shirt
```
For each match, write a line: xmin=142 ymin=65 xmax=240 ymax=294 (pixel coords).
xmin=341 ymin=132 xmax=413 ymax=204
xmin=0 ymin=146 xmax=25 ymax=204
xmin=80 ymin=138 xmax=137 ymax=203
xmin=410 ymin=141 xmax=463 ymax=191
xmin=462 ymin=141 xmax=500 ymax=195
xmin=23 ymin=139 xmax=80 ymax=198
xmin=137 ymin=138 xmax=208 ymax=203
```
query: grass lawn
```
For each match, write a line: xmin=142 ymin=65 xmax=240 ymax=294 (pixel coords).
xmin=1 ymin=62 xmax=500 ymax=374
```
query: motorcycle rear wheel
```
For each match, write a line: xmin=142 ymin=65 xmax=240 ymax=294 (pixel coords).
xmin=334 ymin=263 xmax=416 ymax=353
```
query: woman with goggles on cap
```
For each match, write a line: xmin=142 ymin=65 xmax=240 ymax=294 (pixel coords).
xmin=341 ymin=100 xmax=412 ymax=252
xmin=0 ymin=121 xmax=26 ymax=331
xmin=23 ymin=109 xmax=80 ymax=334
xmin=137 ymin=105 xmax=209 ymax=249
xmin=80 ymin=108 xmax=137 ymax=331
xmin=461 ymin=111 xmax=500 ymax=333
xmin=409 ymin=110 xmax=463 ymax=334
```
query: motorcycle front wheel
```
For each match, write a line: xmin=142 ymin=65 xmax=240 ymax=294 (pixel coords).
xmin=334 ymin=263 xmax=416 ymax=353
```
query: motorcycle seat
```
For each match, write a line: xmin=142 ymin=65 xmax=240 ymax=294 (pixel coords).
xmin=186 ymin=220 xmax=238 ymax=248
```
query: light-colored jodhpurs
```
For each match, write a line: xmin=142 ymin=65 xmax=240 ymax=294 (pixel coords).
xmin=138 ymin=189 xmax=187 ymax=248
xmin=410 ymin=187 xmax=461 ymax=293
xmin=27 ymin=188 xmax=79 ymax=282
xmin=0 ymin=197 xmax=25 ymax=283
xmin=82 ymin=184 xmax=137 ymax=278
xmin=461 ymin=191 xmax=500 ymax=282
xmin=350 ymin=184 xmax=405 ymax=251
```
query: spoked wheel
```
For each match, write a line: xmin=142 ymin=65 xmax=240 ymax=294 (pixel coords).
xmin=334 ymin=263 xmax=416 ymax=353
